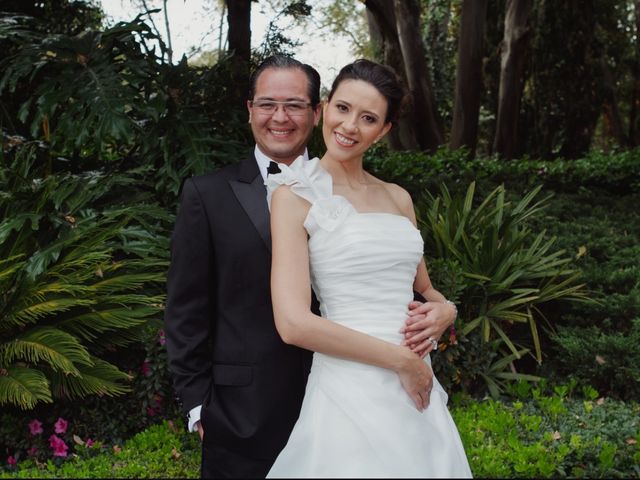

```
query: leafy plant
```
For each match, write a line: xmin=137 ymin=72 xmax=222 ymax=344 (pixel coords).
xmin=451 ymin=385 xmax=640 ymax=478
xmin=0 ymin=14 xmax=251 ymax=208
xmin=0 ymin=419 xmax=200 ymax=478
xmin=420 ymin=182 xmax=592 ymax=396
xmin=0 ymin=141 xmax=170 ymax=410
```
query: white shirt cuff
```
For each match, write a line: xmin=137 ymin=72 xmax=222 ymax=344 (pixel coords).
xmin=188 ymin=405 xmax=202 ymax=432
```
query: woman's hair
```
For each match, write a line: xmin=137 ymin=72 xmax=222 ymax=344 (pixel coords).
xmin=327 ymin=59 xmax=406 ymax=125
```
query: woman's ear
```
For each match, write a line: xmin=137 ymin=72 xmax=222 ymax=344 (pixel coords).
xmin=375 ymin=122 xmax=392 ymax=143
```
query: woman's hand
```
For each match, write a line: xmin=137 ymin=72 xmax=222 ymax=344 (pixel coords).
xmin=395 ymin=348 xmax=433 ymax=411
xmin=400 ymin=301 xmax=456 ymax=358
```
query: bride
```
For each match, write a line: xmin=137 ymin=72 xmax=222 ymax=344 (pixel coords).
xmin=266 ymin=59 xmax=472 ymax=478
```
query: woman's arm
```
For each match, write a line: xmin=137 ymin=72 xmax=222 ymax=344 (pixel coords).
xmin=391 ymin=185 xmax=458 ymax=356
xmin=270 ymin=185 xmax=433 ymax=411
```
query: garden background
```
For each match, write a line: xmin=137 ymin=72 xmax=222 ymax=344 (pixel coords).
xmin=1 ymin=0 xmax=639 ymax=477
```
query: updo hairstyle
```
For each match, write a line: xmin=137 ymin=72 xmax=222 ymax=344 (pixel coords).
xmin=327 ymin=59 xmax=407 ymax=125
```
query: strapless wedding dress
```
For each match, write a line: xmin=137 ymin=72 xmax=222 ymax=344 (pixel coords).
xmin=265 ymin=157 xmax=472 ymax=478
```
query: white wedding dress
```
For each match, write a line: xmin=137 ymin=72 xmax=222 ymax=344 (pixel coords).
xmin=265 ymin=157 xmax=472 ymax=478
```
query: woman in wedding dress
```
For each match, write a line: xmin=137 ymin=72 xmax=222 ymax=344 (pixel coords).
xmin=266 ymin=59 xmax=472 ymax=478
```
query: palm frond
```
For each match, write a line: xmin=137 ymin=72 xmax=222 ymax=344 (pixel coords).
xmin=0 ymin=365 xmax=52 ymax=410
xmin=0 ymin=326 xmax=92 ymax=373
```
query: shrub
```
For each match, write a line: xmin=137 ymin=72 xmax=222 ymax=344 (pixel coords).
xmin=549 ymin=319 xmax=640 ymax=401
xmin=0 ymin=142 xmax=170 ymax=410
xmin=420 ymin=182 xmax=591 ymax=397
xmin=0 ymin=419 xmax=200 ymax=478
xmin=452 ymin=386 xmax=640 ymax=478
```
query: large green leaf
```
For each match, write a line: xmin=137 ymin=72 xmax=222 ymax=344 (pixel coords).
xmin=0 ymin=365 xmax=52 ymax=410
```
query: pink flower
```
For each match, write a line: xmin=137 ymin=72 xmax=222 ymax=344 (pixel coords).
xmin=85 ymin=438 xmax=95 ymax=448
xmin=449 ymin=326 xmax=458 ymax=345
xmin=49 ymin=434 xmax=68 ymax=458
xmin=158 ymin=329 xmax=166 ymax=346
xmin=54 ymin=417 xmax=68 ymax=434
xmin=7 ymin=456 xmax=16 ymax=466
xmin=29 ymin=419 xmax=43 ymax=435
xmin=27 ymin=447 xmax=38 ymax=457
xmin=146 ymin=406 xmax=157 ymax=417
xmin=141 ymin=360 xmax=151 ymax=376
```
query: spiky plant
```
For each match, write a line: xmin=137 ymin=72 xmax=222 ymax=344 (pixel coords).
xmin=0 ymin=142 xmax=171 ymax=409
xmin=419 ymin=182 xmax=593 ymax=397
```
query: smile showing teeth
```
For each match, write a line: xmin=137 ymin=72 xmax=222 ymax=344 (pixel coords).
xmin=270 ymin=129 xmax=292 ymax=136
xmin=335 ymin=132 xmax=356 ymax=146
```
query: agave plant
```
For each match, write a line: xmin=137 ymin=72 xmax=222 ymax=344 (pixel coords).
xmin=419 ymin=182 xmax=592 ymax=395
xmin=0 ymin=143 xmax=171 ymax=409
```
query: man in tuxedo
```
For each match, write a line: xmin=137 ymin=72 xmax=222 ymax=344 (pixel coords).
xmin=165 ymin=55 xmax=455 ymax=478
xmin=164 ymin=55 xmax=322 ymax=478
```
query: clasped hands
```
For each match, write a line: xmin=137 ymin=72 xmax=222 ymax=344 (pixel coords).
xmin=396 ymin=300 xmax=457 ymax=411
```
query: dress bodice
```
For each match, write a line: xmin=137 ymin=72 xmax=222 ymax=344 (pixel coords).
xmin=266 ymin=157 xmax=424 ymax=343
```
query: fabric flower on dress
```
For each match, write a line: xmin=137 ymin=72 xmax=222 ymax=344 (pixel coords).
xmin=29 ymin=419 xmax=43 ymax=435
xmin=265 ymin=157 xmax=332 ymax=212
xmin=266 ymin=157 xmax=355 ymax=233
xmin=306 ymin=195 xmax=355 ymax=233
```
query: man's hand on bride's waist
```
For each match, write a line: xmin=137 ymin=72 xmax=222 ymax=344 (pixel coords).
xmin=399 ymin=300 xmax=457 ymax=358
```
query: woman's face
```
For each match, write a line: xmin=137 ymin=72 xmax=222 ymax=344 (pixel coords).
xmin=322 ymin=79 xmax=391 ymax=163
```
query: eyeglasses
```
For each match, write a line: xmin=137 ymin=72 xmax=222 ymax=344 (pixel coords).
xmin=251 ymin=100 xmax=312 ymax=116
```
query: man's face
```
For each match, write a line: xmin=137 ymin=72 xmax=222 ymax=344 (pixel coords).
xmin=247 ymin=68 xmax=321 ymax=165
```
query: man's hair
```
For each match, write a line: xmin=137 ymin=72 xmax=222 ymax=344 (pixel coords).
xmin=249 ymin=55 xmax=321 ymax=107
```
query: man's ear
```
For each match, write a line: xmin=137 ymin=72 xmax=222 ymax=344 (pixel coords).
xmin=313 ymin=102 xmax=323 ymax=126
xmin=247 ymin=100 xmax=253 ymax=123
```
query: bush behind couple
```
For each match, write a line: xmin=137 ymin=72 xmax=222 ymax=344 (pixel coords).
xmin=164 ymin=55 xmax=470 ymax=478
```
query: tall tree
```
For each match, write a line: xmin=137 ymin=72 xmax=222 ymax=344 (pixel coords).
xmin=450 ymin=0 xmax=489 ymax=156
xmin=226 ymin=0 xmax=252 ymax=64
xmin=394 ymin=0 xmax=444 ymax=151
xmin=629 ymin=0 xmax=640 ymax=145
xmin=225 ymin=0 xmax=252 ymax=106
xmin=364 ymin=0 xmax=443 ymax=151
xmin=365 ymin=0 xmax=419 ymax=150
xmin=493 ymin=0 xmax=532 ymax=160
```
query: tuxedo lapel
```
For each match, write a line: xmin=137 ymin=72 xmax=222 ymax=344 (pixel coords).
xmin=229 ymin=156 xmax=271 ymax=252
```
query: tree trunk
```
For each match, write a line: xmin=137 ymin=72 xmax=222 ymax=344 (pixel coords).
xmin=493 ymin=0 xmax=532 ymax=160
xmin=450 ymin=0 xmax=489 ymax=156
xmin=600 ymin=56 xmax=628 ymax=147
xmin=226 ymin=0 xmax=251 ymax=63
xmin=393 ymin=0 xmax=444 ymax=151
xmin=629 ymin=0 xmax=640 ymax=145
xmin=225 ymin=0 xmax=252 ymax=107
xmin=364 ymin=0 xmax=419 ymax=150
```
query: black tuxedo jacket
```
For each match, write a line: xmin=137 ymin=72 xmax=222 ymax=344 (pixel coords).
xmin=165 ymin=155 xmax=313 ymax=476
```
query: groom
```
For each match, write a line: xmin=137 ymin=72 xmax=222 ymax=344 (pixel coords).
xmin=165 ymin=55 xmax=453 ymax=478
xmin=165 ymin=55 xmax=323 ymax=478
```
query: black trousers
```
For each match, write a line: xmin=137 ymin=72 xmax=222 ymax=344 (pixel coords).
xmin=201 ymin=442 xmax=274 ymax=479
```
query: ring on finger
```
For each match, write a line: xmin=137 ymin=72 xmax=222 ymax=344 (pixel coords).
xmin=429 ymin=337 xmax=438 ymax=350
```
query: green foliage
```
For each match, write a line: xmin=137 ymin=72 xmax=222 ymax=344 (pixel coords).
xmin=2 ymin=388 xmax=638 ymax=478
xmin=523 ymin=184 xmax=640 ymax=399
xmin=0 ymin=14 xmax=251 ymax=207
xmin=452 ymin=385 xmax=640 ymax=478
xmin=0 ymin=143 xmax=170 ymax=409
xmin=550 ymin=319 xmax=640 ymax=401
xmin=365 ymin=145 xmax=640 ymax=198
xmin=420 ymin=182 xmax=591 ymax=396
xmin=0 ymin=419 xmax=200 ymax=478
